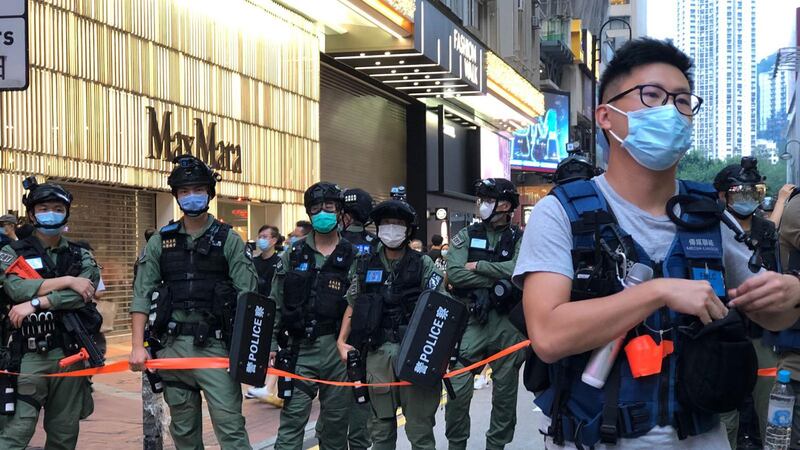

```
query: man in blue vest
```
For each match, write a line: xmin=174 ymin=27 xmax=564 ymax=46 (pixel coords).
xmin=513 ymin=38 xmax=800 ymax=449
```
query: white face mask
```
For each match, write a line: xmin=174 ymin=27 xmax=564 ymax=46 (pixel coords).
xmin=479 ymin=201 xmax=496 ymax=220
xmin=378 ymin=224 xmax=407 ymax=249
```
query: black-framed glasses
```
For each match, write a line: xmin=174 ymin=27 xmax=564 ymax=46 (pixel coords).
xmin=606 ymin=84 xmax=703 ymax=116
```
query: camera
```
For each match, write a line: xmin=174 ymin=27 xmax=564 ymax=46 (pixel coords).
xmin=22 ymin=176 xmax=38 ymax=191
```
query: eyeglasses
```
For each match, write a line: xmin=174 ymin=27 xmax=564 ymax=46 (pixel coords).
xmin=606 ymin=84 xmax=703 ymax=116
xmin=308 ymin=201 xmax=338 ymax=215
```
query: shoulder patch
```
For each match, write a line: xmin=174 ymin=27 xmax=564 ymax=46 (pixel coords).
xmin=0 ymin=250 xmax=14 ymax=265
xmin=427 ymin=272 xmax=444 ymax=290
xmin=451 ymin=233 xmax=465 ymax=248
xmin=160 ymin=222 xmax=180 ymax=233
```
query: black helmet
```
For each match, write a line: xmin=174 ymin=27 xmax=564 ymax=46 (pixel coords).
xmin=304 ymin=182 xmax=344 ymax=214
xmin=554 ymin=152 xmax=600 ymax=185
xmin=343 ymin=188 xmax=373 ymax=224
xmin=474 ymin=178 xmax=520 ymax=210
xmin=22 ymin=176 xmax=73 ymax=211
xmin=167 ymin=155 xmax=221 ymax=198
xmin=370 ymin=199 xmax=418 ymax=229
xmin=713 ymin=157 xmax=764 ymax=193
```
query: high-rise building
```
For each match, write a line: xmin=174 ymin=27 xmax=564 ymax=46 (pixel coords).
xmin=758 ymin=52 xmax=792 ymax=143
xmin=676 ymin=0 xmax=757 ymax=159
xmin=604 ymin=0 xmax=647 ymax=65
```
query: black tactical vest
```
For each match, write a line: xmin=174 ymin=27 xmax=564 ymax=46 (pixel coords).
xmin=465 ymin=223 xmax=521 ymax=263
xmin=360 ymin=248 xmax=424 ymax=328
xmin=282 ymin=237 xmax=354 ymax=335
xmin=10 ymin=236 xmax=85 ymax=279
xmin=159 ymin=220 xmax=231 ymax=312
xmin=341 ymin=228 xmax=377 ymax=256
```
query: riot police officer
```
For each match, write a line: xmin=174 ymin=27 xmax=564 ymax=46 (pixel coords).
xmin=271 ymin=181 xmax=358 ymax=450
xmin=0 ymin=177 xmax=101 ymax=450
xmin=128 ymin=155 xmax=258 ymax=449
xmin=338 ymin=199 xmax=446 ymax=450
xmin=341 ymin=188 xmax=376 ymax=256
xmin=444 ymin=178 xmax=525 ymax=450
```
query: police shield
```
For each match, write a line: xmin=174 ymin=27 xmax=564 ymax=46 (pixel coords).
xmin=229 ymin=292 xmax=276 ymax=386
xmin=395 ymin=290 xmax=468 ymax=387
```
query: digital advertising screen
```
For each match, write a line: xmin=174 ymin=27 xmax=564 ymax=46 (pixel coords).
xmin=511 ymin=89 xmax=570 ymax=172
xmin=480 ymin=128 xmax=511 ymax=180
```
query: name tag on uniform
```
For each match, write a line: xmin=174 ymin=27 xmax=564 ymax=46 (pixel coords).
xmin=470 ymin=238 xmax=487 ymax=250
xmin=25 ymin=257 xmax=43 ymax=270
xmin=365 ymin=270 xmax=383 ymax=284
xmin=297 ymin=262 xmax=309 ymax=272
xmin=691 ymin=267 xmax=726 ymax=297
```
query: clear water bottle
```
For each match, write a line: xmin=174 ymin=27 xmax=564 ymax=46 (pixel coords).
xmin=765 ymin=369 xmax=795 ymax=450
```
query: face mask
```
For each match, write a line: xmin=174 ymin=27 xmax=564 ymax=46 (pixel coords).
xmin=257 ymin=238 xmax=271 ymax=251
xmin=479 ymin=201 xmax=496 ymax=221
xmin=178 ymin=193 xmax=209 ymax=216
xmin=289 ymin=236 xmax=299 ymax=245
xmin=441 ymin=250 xmax=448 ymax=257
xmin=0 ymin=227 xmax=6 ymax=236
xmin=730 ymin=200 xmax=759 ymax=218
xmin=378 ymin=224 xmax=407 ymax=249
xmin=35 ymin=211 xmax=66 ymax=235
xmin=311 ymin=211 xmax=338 ymax=234
xmin=606 ymin=104 xmax=693 ymax=171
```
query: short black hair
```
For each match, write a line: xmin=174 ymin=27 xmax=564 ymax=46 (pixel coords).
xmin=295 ymin=220 xmax=312 ymax=235
xmin=599 ymin=38 xmax=694 ymax=103
xmin=144 ymin=228 xmax=156 ymax=242
xmin=431 ymin=234 xmax=443 ymax=246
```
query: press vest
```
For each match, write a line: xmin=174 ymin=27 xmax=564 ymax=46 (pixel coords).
xmin=541 ymin=179 xmax=726 ymax=447
xmin=158 ymin=220 xmax=231 ymax=312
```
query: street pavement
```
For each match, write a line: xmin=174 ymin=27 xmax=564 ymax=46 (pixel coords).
xmin=26 ymin=338 xmax=543 ymax=450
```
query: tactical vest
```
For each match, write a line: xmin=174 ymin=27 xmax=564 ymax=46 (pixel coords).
xmin=464 ymin=223 xmax=521 ymax=264
xmin=281 ymin=237 xmax=354 ymax=339
xmin=342 ymin=228 xmax=377 ymax=257
xmin=159 ymin=220 xmax=231 ymax=313
xmin=10 ymin=236 xmax=85 ymax=279
xmin=540 ymin=179 xmax=727 ymax=447
xmin=360 ymin=248 xmax=425 ymax=331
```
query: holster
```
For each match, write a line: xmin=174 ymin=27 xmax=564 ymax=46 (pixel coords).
xmin=275 ymin=346 xmax=298 ymax=400
xmin=468 ymin=289 xmax=492 ymax=325
xmin=212 ymin=282 xmax=237 ymax=348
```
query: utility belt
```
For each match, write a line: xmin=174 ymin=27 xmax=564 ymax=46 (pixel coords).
xmin=282 ymin=319 xmax=339 ymax=344
xmin=462 ymin=280 xmax=520 ymax=325
xmin=16 ymin=313 xmax=65 ymax=355
xmin=162 ymin=321 xmax=223 ymax=347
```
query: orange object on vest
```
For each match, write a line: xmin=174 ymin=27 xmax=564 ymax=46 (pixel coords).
xmin=5 ymin=256 xmax=43 ymax=280
xmin=625 ymin=335 xmax=674 ymax=378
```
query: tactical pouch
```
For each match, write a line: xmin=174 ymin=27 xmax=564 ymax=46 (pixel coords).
xmin=314 ymin=271 xmax=348 ymax=320
xmin=73 ymin=303 xmax=104 ymax=335
xmin=349 ymin=293 xmax=384 ymax=349
xmin=676 ymin=309 xmax=757 ymax=414
xmin=150 ymin=285 xmax=172 ymax=335
xmin=468 ymin=289 xmax=492 ymax=325
xmin=283 ymin=271 xmax=313 ymax=331
xmin=212 ymin=282 xmax=237 ymax=347
xmin=275 ymin=347 xmax=298 ymax=400
xmin=0 ymin=346 xmax=17 ymax=416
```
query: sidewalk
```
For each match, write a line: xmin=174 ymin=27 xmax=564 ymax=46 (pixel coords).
xmin=28 ymin=337 xmax=314 ymax=450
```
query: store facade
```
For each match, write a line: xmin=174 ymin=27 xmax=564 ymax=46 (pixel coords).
xmin=0 ymin=0 xmax=320 ymax=334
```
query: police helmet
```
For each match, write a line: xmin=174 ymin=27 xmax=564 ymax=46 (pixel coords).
xmin=21 ymin=176 xmax=73 ymax=212
xmin=304 ymin=182 xmax=344 ymax=214
xmin=343 ymin=188 xmax=373 ymax=224
xmin=554 ymin=152 xmax=599 ymax=185
xmin=474 ymin=178 xmax=520 ymax=210
xmin=167 ymin=155 xmax=221 ymax=198
xmin=370 ymin=199 xmax=418 ymax=230
xmin=713 ymin=157 xmax=765 ymax=192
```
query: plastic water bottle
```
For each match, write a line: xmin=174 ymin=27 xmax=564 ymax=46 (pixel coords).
xmin=581 ymin=263 xmax=653 ymax=389
xmin=765 ymin=369 xmax=795 ymax=450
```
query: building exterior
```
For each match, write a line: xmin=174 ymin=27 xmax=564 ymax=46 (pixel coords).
xmin=0 ymin=0 xmax=321 ymax=334
xmin=779 ymin=9 xmax=800 ymax=184
xmin=676 ymin=0 xmax=757 ymax=159
xmin=604 ymin=0 xmax=646 ymax=64
xmin=758 ymin=52 xmax=792 ymax=144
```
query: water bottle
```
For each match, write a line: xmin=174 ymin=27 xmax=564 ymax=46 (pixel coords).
xmin=765 ymin=369 xmax=795 ymax=450
xmin=581 ymin=263 xmax=654 ymax=389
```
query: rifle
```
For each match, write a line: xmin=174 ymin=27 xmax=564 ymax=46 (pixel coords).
xmin=58 ymin=311 xmax=105 ymax=369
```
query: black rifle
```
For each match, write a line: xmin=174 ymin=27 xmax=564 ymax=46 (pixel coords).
xmin=59 ymin=311 xmax=105 ymax=368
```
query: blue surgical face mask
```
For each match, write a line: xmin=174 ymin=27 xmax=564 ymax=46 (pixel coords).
xmin=310 ymin=211 xmax=338 ymax=234
xmin=178 ymin=193 xmax=209 ymax=216
xmin=35 ymin=211 xmax=66 ymax=235
xmin=730 ymin=200 xmax=759 ymax=218
xmin=257 ymin=238 xmax=271 ymax=251
xmin=597 ymin=128 xmax=610 ymax=169
xmin=606 ymin=104 xmax=693 ymax=171
xmin=289 ymin=236 xmax=299 ymax=245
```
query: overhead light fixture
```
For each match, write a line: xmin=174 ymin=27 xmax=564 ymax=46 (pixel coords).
xmin=375 ymin=61 xmax=381 ymax=65
xmin=340 ymin=0 xmax=413 ymax=39
xmin=391 ymin=69 xmax=396 ymax=73
xmin=384 ymin=51 xmax=391 ymax=55
xmin=425 ymin=75 xmax=430 ymax=79
xmin=413 ymin=82 xmax=419 ymax=85
xmin=403 ymin=76 xmax=408 ymax=79
xmin=414 ymin=68 xmax=420 ymax=72
xmin=399 ymin=60 xmax=405 ymax=64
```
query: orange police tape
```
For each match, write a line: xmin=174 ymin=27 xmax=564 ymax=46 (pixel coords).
xmin=0 ymin=340 xmax=780 ymax=384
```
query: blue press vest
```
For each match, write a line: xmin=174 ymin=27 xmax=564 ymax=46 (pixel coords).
xmin=539 ymin=179 xmax=726 ymax=447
